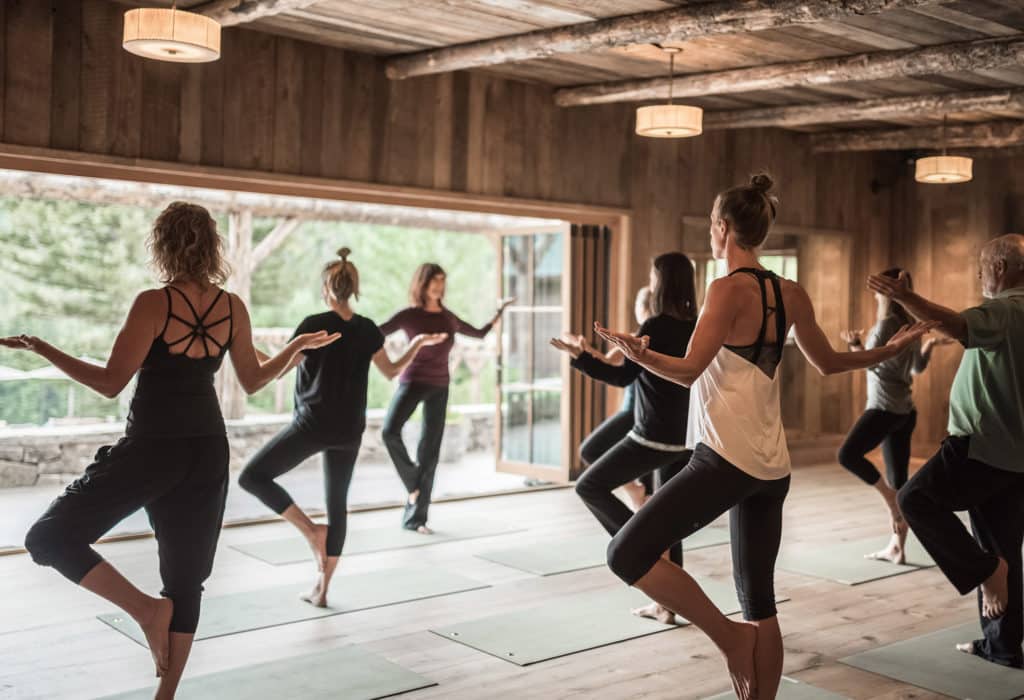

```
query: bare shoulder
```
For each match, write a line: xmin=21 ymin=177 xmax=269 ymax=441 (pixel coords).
xmin=132 ymin=288 xmax=167 ymax=311
xmin=777 ymin=278 xmax=812 ymax=317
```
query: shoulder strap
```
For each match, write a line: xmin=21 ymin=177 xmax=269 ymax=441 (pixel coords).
xmin=768 ymin=273 xmax=786 ymax=355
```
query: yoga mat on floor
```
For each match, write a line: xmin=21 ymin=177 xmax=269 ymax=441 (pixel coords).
xmin=775 ymin=533 xmax=934 ymax=585
xmin=475 ymin=526 xmax=731 ymax=576
xmin=99 ymin=644 xmax=434 ymax=700
xmin=99 ymin=566 xmax=487 ymax=644
xmin=840 ymin=621 xmax=1024 ymax=700
xmin=704 ymin=676 xmax=849 ymax=699
xmin=432 ymin=579 xmax=754 ymax=666
xmin=231 ymin=520 xmax=522 ymax=565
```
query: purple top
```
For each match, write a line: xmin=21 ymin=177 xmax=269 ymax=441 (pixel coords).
xmin=379 ymin=306 xmax=493 ymax=386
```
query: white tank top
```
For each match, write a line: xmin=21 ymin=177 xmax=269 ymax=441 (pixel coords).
xmin=686 ymin=268 xmax=791 ymax=480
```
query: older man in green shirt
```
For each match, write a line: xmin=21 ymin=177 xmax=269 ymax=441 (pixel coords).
xmin=870 ymin=233 xmax=1024 ymax=669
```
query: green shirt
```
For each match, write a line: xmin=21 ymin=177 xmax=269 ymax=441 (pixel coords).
xmin=948 ymin=287 xmax=1024 ymax=472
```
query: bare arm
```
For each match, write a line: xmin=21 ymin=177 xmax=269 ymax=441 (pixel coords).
xmin=868 ymin=273 xmax=967 ymax=342
xmin=255 ymin=348 xmax=305 ymax=378
xmin=229 ymin=296 xmax=339 ymax=394
xmin=372 ymin=333 xmax=447 ymax=380
xmin=0 ymin=291 xmax=162 ymax=398
xmin=790 ymin=285 xmax=933 ymax=375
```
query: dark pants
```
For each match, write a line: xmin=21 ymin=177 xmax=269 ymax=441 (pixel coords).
xmin=579 ymin=410 xmax=653 ymax=494
xmin=238 ymin=423 xmax=360 ymax=557
xmin=898 ymin=436 xmax=1024 ymax=667
xmin=24 ymin=436 xmax=229 ymax=634
xmin=838 ymin=408 xmax=917 ymax=488
xmin=575 ymin=436 xmax=688 ymax=567
xmin=607 ymin=444 xmax=790 ymax=621
xmin=382 ymin=382 xmax=449 ymax=529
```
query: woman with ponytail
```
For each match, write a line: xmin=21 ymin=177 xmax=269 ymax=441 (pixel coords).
xmin=838 ymin=268 xmax=952 ymax=563
xmin=239 ymin=248 xmax=446 ymax=607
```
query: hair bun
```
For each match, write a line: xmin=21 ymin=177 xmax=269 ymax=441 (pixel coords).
xmin=749 ymin=173 xmax=774 ymax=193
xmin=337 ymin=246 xmax=352 ymax=261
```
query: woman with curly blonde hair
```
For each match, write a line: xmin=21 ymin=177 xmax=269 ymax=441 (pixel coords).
xmin=2 ymin=202 xmax=338 ymax=698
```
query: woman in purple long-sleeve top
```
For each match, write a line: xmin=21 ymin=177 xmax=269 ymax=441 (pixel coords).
xmin=380 ymin=262 xmax=513 ymax=532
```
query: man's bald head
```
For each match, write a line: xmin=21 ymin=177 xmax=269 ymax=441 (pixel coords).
xmin=980 ymin=233 xmax=1024 ymax=298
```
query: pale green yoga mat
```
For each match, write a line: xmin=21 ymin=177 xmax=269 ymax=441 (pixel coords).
xmin=99 ymin=567 xmax=487 ymax=644
xmin=705 ymin=676 xmax=849 ymax=699
xmin=475 ymin=527 xmax=730 ymax=576
xmin=432 ymin=579 xmax=775 ymax=666
xmin=775 ymin=533 xmax=935 ymax=585
xmin=231 ymin=520 xmax=522 ymax=565
xmin=99 ymin=644 xmax=434 ymax=700
xmin=840 ymin=622 xmax=1024 ymax=700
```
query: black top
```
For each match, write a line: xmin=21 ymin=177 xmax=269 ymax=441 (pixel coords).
xmin=126 ymin=286 xmax=233 ymax=438
xmin=291 ymin=311 xmax=385 ymax=442
xmin=571 ymin=314 xmax=696 ymax=446
xmin=723 ymin=268 xmax=787 ymax=379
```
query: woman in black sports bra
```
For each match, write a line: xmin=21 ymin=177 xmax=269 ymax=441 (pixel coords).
xmin=3 ymin=202 xmax=337 ymax=698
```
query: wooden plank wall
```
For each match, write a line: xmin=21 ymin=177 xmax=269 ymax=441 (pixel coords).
xmin=5 ymin=0 xmax=1017 ymax=449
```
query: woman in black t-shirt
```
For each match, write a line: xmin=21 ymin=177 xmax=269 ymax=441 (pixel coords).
xmin=239 ymin=248 xmax=446 ymax=607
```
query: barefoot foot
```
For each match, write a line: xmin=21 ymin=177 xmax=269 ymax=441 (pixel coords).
xmin=722 ymin=620 xmax=758 ymax=700
xmin=982 ymin=558 xmax=1009 ymax=619
xmin=631 ymin=602 xmax=678 ymax=625
xmin=307 ymin=524 xmax=328 ymax=572
xmin=415 ymin=525 xmax=434 ymax=535
xmin=956 ymin=641 xmax=976 ymax=656
xmin=865 ymin=532 xmax=906 ymax=565
xmin=299 ymin=581 xmax=327 ymax=608
xmin=138 ymin=596 xmax=174 ymax=677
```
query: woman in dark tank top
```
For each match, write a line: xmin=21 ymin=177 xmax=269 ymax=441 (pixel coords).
xmin=3 ymin=202 xmax=336 ymax=698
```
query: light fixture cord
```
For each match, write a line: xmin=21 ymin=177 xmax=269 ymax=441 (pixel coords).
xmin=668 ymin=52 xmax=675 ymax=105
xmin=942 ymin=114 xmax=947 ymax=156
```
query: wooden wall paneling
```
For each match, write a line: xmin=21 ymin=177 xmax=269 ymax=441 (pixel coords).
xmin=430 ymin=73 xmax=454 ymax=191
xmin=50 ymin=0 xmax=81 ymax=152
xmin=299 ymin=43 xmax=325 ymax=177
xmin=272 ymin=37 xmax=304 ymax=175
xmin=140 ymin=61 xmax=183 ymax=164
xmin=198 ymin=50 xmax=226 ymax=167
xmin=463 ymin=72 xmax=487 ymax=194
xmin=177 ymin=65 xmax=203 ymax=165
xmin=413 ymin=75 xmax=440 ymax=189
xmin=447 ymin=71 xmax=471 ymax=193
xmin=318 ymin=48 xmax=345 ymax=179
xmin=108 ymin=40 xmax=143 ymax=158
xmin=480 ymin=76 xmax=507 ymax=197
xmin=4 ymin=0 xmax=54 ymax=148
xmin=79 ymin=1 xmax=115 ymax=154
xmin=224 ymin=29 xmax=277 ymax=170
xmin=500 ymin=80 xmax=526 ymax=199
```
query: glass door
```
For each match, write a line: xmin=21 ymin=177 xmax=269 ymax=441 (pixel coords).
xmin=495 ymin=224 xmax=572 ymax=482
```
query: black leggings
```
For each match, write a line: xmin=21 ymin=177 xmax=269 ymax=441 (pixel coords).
xmin=239 ymin=423 xmax=359 ymax=557
xmin=382 ymin=382 xmax=449 ymax=529
xmin=24 ymin=436 xmax=229 ymax=634
xmin=575 ymin=436 xmax=687 ymax=566
xmin=838 ymin=409 xmax=917 ymax=488
xmin=579 ymin=410 xmax=653 ymax=494
xmin=607 ymin=443 xmax=790 ymax=621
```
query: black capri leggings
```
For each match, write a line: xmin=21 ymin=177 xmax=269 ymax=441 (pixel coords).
xmin=837 ymin=409 xmax=917 ymax=489
xmin=239 ymin=423 xmax=359 ymax=557
xmin=606 ymin=443 xmax=790 ymax=621
xmin=579 ymin=410 xmax=654 ymax=495
xmin=24 ymin=436 xmax=229 ymax=634
xmin=575 ymin=436 xmax=687 ymax=566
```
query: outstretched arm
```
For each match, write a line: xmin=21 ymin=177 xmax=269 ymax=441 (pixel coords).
xmin=373 ymin=333 xmax=448 ymax=380
xmin=0 ymin=290 xmax=162 ymax=398
xmin=594 ymin=278 xmax=738 ymax=387
xmin=229 ymin=297 xmax=340 ymax=394
xmin=790 ymin=285 xmax=935 ymax=375
xmin=868 ymin=272 xmax=967 ymax=342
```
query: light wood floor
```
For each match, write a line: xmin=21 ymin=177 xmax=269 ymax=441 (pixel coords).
xmin=0 ymin=461 xmax=980 ymax=700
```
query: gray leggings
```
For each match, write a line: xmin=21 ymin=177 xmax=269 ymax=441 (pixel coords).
xmin=607 ymin=443 xmax=790 ymax=621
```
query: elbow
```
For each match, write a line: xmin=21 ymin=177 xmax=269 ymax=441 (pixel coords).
xmin=814 ymin=359 xmax=843 ymax=376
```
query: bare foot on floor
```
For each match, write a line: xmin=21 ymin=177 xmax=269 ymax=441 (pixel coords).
xmin=416 ymin=525 xmax=434 ymax=535
xmin=138 ymin=596 xmax=173 ymax=677
xmin=299 ymin=581 xmax=327 ymax=608
xmin=956 ymin=641 xmax=977 ymax=656
xmin=981 ymin=557 xmax=1009 ymax=619
xmin=865 ymin=532 xmax=906 ymax=565
xmin=722 ymin=620 xmax=758 ymax=700
xmin=308 ymin=524 xmax=328 ymax=572
xmin=631 ymin=602 xmax=678 ymax=625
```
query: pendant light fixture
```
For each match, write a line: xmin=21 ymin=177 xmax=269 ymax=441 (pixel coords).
xmin=123 ymin=2 xmax=221 ymax=63
xmin=636 ymin=45 xmax=703 ymax=139
xmin=915 ymin=115 xmax=972 ymax=184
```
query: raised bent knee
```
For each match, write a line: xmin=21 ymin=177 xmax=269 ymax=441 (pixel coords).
xmin=237 ymin=467 xmax=261 ymax=495
xmin=24 ymin=521 xmax=59 ymax=567
xmin=606 ymin=532 xmax=651 ymax=585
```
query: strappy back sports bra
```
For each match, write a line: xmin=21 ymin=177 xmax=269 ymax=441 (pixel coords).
xmin=685 ymin=267 xmax=791 ymax=480
xmin=126 ymin=287 xmax=234 ymax=438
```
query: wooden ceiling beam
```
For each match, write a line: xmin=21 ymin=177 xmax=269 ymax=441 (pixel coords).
xmin=384 ymin=0 xmax=934 ymax=80
xmin=555 ymin=36 xmax=1024 ymax=107
xmin=810 ymin=120 xmax=1024 ymax=152
xmin=703 ymin=88 xmax=1024 ymax=130
xmin=192 ymin=0 xmax=321 ymax=28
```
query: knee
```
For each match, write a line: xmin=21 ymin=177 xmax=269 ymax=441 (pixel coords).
xmin=606 ymin=532 xmax=646 ymax=585
xmin=237 ymin=467 xmax=261 ymax=494
xmin=381 ymin=423 xmax=402 ymax=443
xmin=574 ymin=472 xmax=598 ymax=502
xmin=836 ymin=442 xmax=857 ymax=469
xmin=24 ymin=520 xmax=60 ymax=567
xmin=578 ymin=442 xmax=597 ymax=468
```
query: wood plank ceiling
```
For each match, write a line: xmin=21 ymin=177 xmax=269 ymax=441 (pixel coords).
xmin=163 ymin=1 xmax=1024 ymax=148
